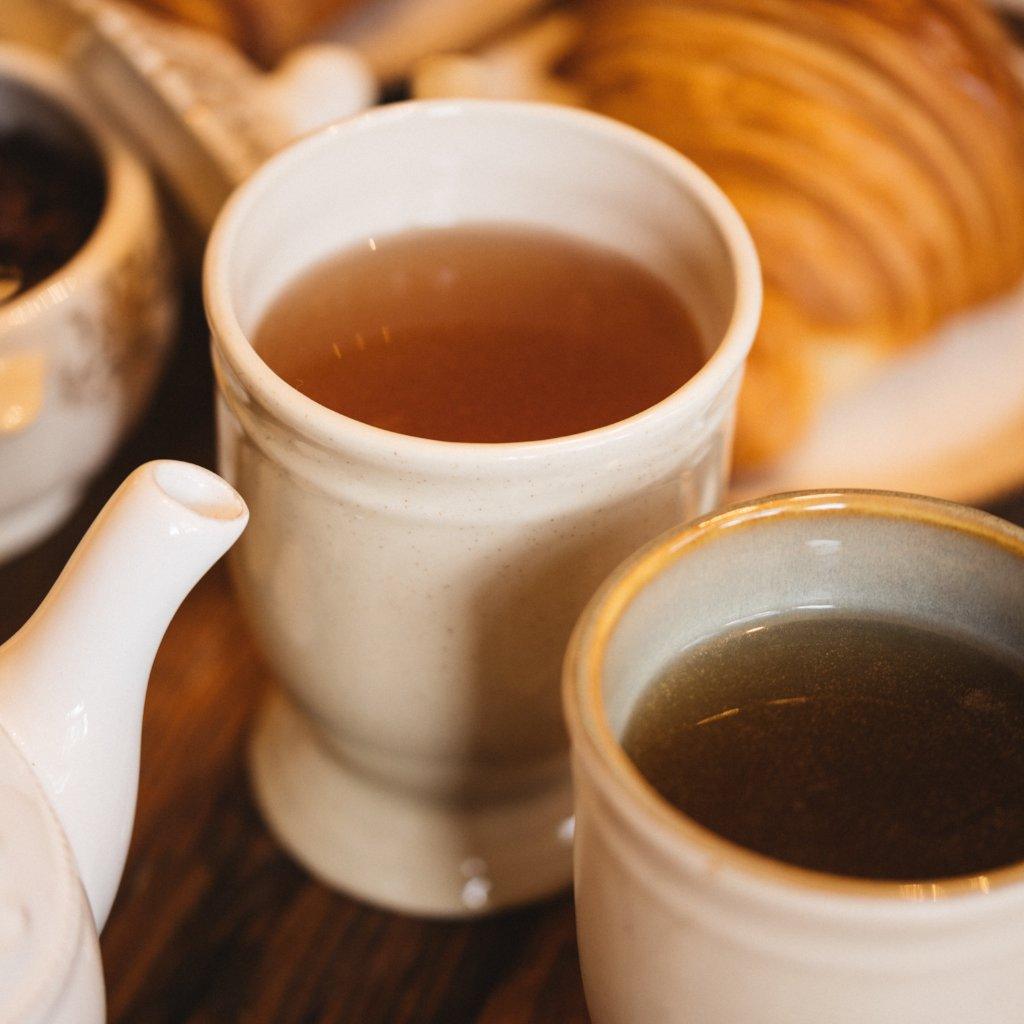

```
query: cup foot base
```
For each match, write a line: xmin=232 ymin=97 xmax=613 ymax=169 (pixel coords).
xmin=0 ymin=485 xmax=82 ymax=563
xmin=249 ymin=690 xmax=574 ymax=918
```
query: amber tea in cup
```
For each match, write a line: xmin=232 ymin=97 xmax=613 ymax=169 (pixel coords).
xmin=253 ymin=222 xmax=706 ymax=442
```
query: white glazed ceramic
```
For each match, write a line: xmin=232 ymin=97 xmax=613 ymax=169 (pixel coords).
xmin=0 ymin=460 xmax=247 ymax=1024
xmin=0 ymin=728 xmax=103 ymax=1024
xmin=565 ymin=491 xmax=1024 ymax=1024
xmin=0 ymin=42 xmax=176 ymax=563
xmin=207 ymin=99 xmax=761 ymax=916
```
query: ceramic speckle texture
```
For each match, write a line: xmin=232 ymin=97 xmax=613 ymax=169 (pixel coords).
xmin=565 ymin=490 xmax=1024 ymax=1024
xmin=207 ymin=100 xmax=760 ymax=916
xmin=0 ymin=43 xmax=176 ymax=562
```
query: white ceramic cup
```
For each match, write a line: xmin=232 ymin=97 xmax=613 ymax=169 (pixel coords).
xmin=0 ymin=42 xmax=176 ymax=562
xmin=206 ymin=99 xmax=760 ymax=916
xmin=565 ymin=490 xmax=1024 ymax=1024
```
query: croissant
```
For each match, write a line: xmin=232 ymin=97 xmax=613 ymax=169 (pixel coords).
xmin=561 ymin=0 xmax=1024 ymax=465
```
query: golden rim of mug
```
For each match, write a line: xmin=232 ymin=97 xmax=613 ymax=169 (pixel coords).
xmin=0 ymin=43 xmax=147 ymax=338
xmin=565 ymin=488 xmax=1024 ymax=902
xmin=204 ymin=99 xmax=762 ymax=470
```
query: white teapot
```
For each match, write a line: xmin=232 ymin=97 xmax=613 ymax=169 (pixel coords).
xmin=0 ymin=460 xmax=246 ymax=1023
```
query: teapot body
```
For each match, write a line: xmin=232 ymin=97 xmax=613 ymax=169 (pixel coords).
xmin=0 ymin=726 xmax=104 ymax=1024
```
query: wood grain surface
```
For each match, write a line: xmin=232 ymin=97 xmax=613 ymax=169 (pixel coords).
xmin=1 ymin=280 xmax=1021 ymax=1023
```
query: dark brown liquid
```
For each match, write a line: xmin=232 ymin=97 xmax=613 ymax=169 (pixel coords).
xmin=0 ymin=130 xmax=105 ymax=302
xmin=623 ymin=613 xmax=1024 ymax=881
xmin=253 ymin=224 xmax=705 ymax=442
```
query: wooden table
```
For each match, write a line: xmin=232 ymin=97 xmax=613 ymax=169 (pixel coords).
xmin=2 ymin=280 xmax=1022 ymax=1023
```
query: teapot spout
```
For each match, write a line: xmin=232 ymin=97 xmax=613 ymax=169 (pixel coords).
xmin=0 ymin=461 xmax=247 ymax=928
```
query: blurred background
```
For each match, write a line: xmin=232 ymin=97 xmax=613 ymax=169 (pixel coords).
xmin=3 ymin=1 xmax=1024 ymax=1020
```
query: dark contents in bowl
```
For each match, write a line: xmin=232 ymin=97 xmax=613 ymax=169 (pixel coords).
xmin=0 ymin=129 xmax=105 ymax=303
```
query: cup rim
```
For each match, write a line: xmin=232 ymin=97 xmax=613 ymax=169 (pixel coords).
xmin=0 ymin=42 xmax=149 ymax=340
xmin=205 ymin=98 xmax=761 ymax=470
xmin=565 ymin=488 xmax=1024 ymax=902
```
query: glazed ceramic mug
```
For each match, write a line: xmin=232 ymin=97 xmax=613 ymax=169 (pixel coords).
xmin=206 ymin=99 xmax=761 ymax=916
xmin=0 ymin=42 xmax=176 ymax=561
xmin=565 ymin=490 xmax=1024 ymax=1024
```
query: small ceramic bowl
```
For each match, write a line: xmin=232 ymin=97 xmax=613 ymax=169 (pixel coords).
xmin=0 ymin=42 xmax=176 ymax=561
